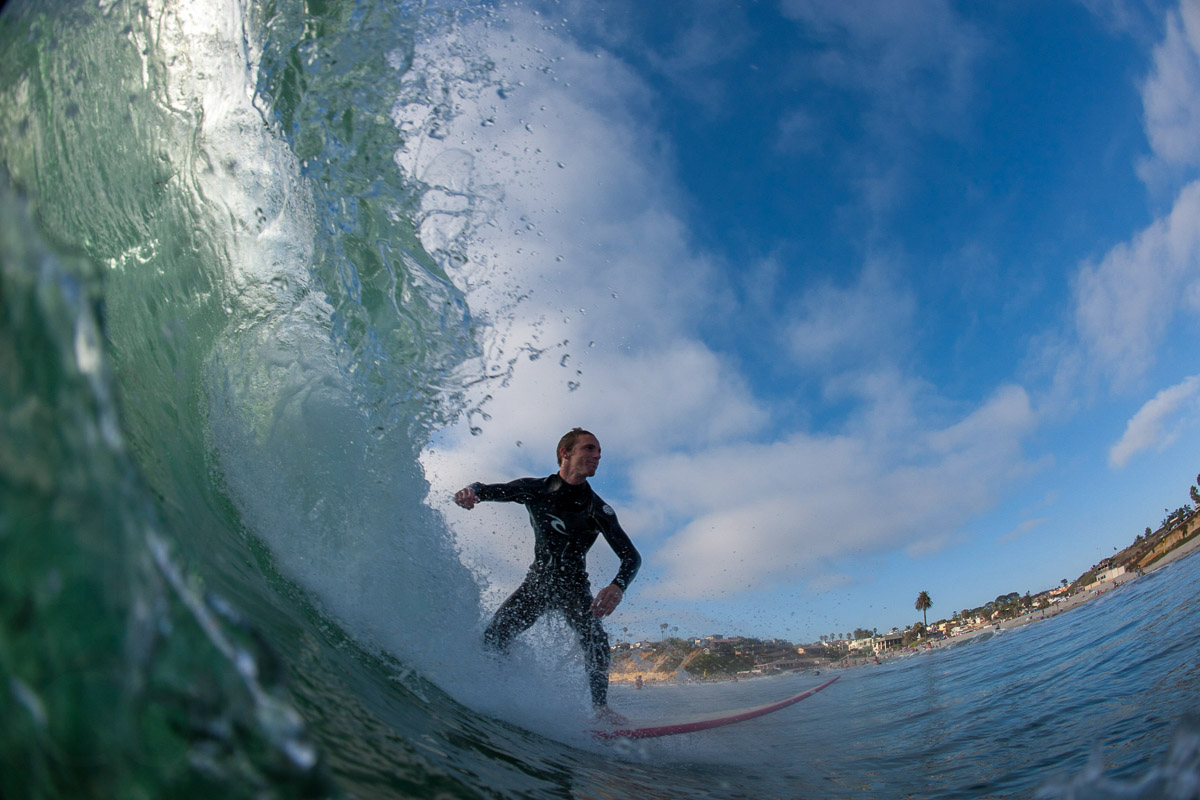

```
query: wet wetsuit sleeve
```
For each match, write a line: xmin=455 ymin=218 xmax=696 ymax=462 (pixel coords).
xmin=599 ymin=513 xmax=641 ymax=593
xmin=469 ymin=478 xmax=542 ymax=505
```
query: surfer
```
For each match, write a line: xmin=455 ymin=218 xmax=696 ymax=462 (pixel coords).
xmin=454 ymin=427 xmax=641 ymax=722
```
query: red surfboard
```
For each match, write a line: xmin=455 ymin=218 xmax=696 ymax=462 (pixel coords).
xmin=590 ymin=675 xmax=839 ymax=740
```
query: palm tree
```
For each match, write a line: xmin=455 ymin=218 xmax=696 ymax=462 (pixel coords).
xmin=660 ymin=622 xmax=668 ymax=641
xmin=915 ymin=591 xmax=933 ymax=635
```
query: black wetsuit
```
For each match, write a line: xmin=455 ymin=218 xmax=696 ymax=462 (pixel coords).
xmin=470 ymin=474 xmax=641 ymax=707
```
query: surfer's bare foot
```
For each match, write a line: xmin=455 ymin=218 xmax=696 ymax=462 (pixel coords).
xmin=592 ymin=705 xmax=628 ymax=726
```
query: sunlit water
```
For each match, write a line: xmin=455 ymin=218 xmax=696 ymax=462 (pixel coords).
xmin=2 ymin=2 xmax=1198 ymax=798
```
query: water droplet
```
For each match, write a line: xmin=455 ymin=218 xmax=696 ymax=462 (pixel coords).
xmin=567 ymin=381 xmax=581 ymax=392
xmin=559 ymin=354 xmax=570 ymax=367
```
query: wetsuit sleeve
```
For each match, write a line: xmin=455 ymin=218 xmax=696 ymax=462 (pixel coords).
xmin=469 ymin=477 xmax=543 ymax=505
xmin=598 ymin=511 xmax=641 ymax=592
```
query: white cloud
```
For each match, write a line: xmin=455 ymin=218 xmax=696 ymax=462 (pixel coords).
xmin=632 ymin=385 xmax=1037 ymax=599
xmin=779 ymin=0 xmax=985 ymax=138
xmin=1097 ymin=2 xmax=1200 ymax=386
xmin=395 ymin=15 xmax=735 ymax=408
xmin=1072 ymin=180 xmax=1200 ymax=385
xmin=439 ymin=338 xmax=767 ymax=467
xmin=998 ymin=517 xmax=1050 ymax=544
xmin=786 ymin=261 xmax=916 ymax=368
xmin=905 ymin=530 xmax=963 ymax=558
xmin=1141 ymin=3 xmax=1200 ymax=171
xmin=1075 ymin=0 xmax=1167 ymax=41
xmin=642 ymin=1 xmax=754 ymax=113
xmin=774 ymin=109 xmax=824 ymax=155
xmin=771 ymin=0 xmax=988 ymax=224
xmin=1109 ymin=374 xmax=1200 ymax=467
xmin=1045 ymin=1 xmax=1200 ymax=399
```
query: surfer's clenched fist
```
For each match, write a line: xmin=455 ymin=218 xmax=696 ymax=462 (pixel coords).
xmin=454 ymin=485 xmax=479 ymax=509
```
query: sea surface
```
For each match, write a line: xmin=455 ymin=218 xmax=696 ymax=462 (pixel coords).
xmin=3 ymin=2 xmax=1199 ymax=798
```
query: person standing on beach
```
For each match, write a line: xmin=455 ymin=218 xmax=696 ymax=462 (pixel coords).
xmin=453 ymin=428 xmax=641 ymax=721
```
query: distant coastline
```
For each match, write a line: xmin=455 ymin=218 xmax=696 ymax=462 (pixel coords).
xmin=993 ymin=516 xmax=1200 ymax=631
xmin=611 ymin=505 xmax=1200 ymax=686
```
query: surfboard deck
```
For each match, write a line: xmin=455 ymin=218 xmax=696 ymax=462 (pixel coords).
xmin=590 ymin=675 xmax=839 ymax=740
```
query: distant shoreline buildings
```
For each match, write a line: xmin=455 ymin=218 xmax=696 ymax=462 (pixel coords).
xmin=611 ymin=498 xmax=1198 ymax=683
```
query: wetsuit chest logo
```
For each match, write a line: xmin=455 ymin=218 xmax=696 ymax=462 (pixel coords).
xmin=546 ymin=514 xmax=567 ymax=534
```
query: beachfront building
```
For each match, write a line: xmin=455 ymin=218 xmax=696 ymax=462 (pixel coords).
xmin=846 ymin=631 xmax=909 ymax=654
xmin=848 ymin=637 xmax=874 ymax=652
xmin=866 ymin=630 xmax=904 ymax=652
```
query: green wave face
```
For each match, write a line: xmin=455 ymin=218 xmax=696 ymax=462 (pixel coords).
xmin=0 ymin=1 xmax=494 ymax=797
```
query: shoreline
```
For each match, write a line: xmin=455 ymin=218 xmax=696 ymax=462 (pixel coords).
xmin=611 ymin=532 xmax=1200 ymax=685
xmin=993 ymin=527 xmax=1200 ymax=633
xmin=851 ymin=528 xmax=1200 ymax=662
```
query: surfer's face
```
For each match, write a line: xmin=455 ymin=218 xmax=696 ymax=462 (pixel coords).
xmin=560 ymin=435 xmax=601 ymax=481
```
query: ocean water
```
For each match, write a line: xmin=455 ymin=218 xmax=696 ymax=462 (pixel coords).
xmin=2 ymin=2 xmax=1199 ymax=798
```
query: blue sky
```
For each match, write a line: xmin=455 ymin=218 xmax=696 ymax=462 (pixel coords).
xmin=416 ymin=0 xmax=1200 ymax=643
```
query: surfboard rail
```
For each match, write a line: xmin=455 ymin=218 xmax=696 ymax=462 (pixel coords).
xmin=591 ymin=674 xmax=840 ymax=740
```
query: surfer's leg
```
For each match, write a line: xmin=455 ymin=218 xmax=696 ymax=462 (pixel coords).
xmin=483 ymin=576 xmax=548 ymax=653
xmin=582 ymin=625 xmax=612 ymax=708
xmin=561 ymin=585 xmax=612 ymax=707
